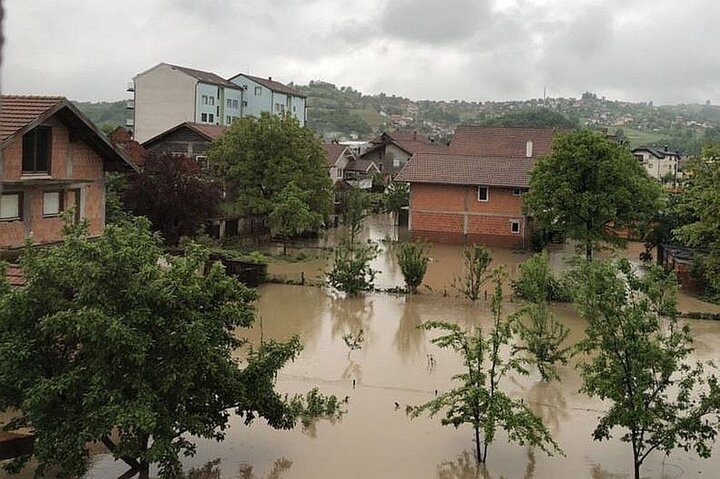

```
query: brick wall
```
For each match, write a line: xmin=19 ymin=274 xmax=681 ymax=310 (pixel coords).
xmin=0 ymin=121 xmax=106 ymax=248
xmin=409 ymin=183 xmax=526 ymax=246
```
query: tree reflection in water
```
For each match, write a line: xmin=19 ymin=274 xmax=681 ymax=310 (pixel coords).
xmin=238 ymin=457 xmax=293 ymax=479
xmin=393 ymin=297 xmax=427 ymax=362
xmin=437 ymin=448 xmax=536 ymax=479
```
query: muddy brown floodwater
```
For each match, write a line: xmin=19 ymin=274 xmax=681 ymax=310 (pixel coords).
xmin=4 ymin=215 xmax=720 ymax=479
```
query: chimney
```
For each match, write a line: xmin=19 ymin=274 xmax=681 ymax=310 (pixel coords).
xmin=664 ymin=145 xmax=669 ymax=152
xmin=526 ymin=140 xmax=533 ymax=158
xmin=413 ymin=130 xmax=417 ymax=140
xmin=268 ymin=76 xmax=272 ymax=81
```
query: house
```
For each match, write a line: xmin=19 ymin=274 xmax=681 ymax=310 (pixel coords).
xmin=142 ymin=122 xmax=228 ymax=168
xmin=395 ymin=127 xmax=560 ymax=246
xmin=344 ymin=158 xmax=380 ymax=190
xmin=129 ymin=63 xmax=305 ymax=143
xmin=360 ymin=130 xmax=446 ymax=174
xmin=228 ymin=73 xmax=306 ymax=127
xmin=323 ymin=143 xmax=351 ymax=183
xmin=0 ymin=96 xmax=136 ymax=250
xmin=632 ymin=146 xmax=683 ymax=181
xmin=109 ymin=127 xmax=148 ymax=167
xmin=323 ymin=143 xmax=379 ymax=190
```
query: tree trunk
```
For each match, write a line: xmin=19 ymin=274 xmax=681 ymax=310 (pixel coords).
xmin=585 ymin=241 xmax=592 ymax=261
xmin=633 ymin=461 xmax=641 ymax=479
xmin=474 ymin=424 xmax=482 ymax=463
xmin=138 ymin=463 xmax=149 ymax=479
xmin=283 ymin=239 xmax=287 ymax=256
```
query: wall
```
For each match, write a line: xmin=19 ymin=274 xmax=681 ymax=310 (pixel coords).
xmin=195 ymin=83 xmax=221 ymax=126
xmin=229 ymin=75 xmax=306 ymax=126
xmin=145 ymin=128 xmax=211 ymax=158
xmin=0 ymin=120 xmax=106 ymax=248
xmin=409 ymin=183 xmax=526 ymax=246
xmin=134 ymin=64 xmax=197 ymax=143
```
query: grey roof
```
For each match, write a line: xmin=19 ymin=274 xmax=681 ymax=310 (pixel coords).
xmin=168 ymin=64 xmax=241 ymax=89
xmin=230 ymin=73 xmax=306 ymax=98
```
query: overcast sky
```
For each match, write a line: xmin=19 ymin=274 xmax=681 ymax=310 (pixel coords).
xmin=4 ymin=0 xmax=719 ymax=104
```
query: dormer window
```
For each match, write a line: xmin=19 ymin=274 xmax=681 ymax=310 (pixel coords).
xmin=22 ymin=126 xmax=51 ymax=174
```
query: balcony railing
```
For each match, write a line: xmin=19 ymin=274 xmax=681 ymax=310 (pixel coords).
xmin=126 ymin=100 xmax=135 ymax=109
xmin=126 ymin=81 xmax=134 ymax=92
xmin=125 ymin=118 xmax=135 ymax=127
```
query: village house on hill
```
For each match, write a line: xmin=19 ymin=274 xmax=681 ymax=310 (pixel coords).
xmin=395 ymin=126 xmax=559 ymax=247
xmin=360 ymin=130 xmax=447 ymax=174
xmin=631 ymin=145 xmax=683 ymax=182
xmin=128 ymin=63 xmax=306 ymax=143
xmin=323 ymin=142 xmax=379 ymax=190
xmin=0 ymin=95 xmax=136 ymax=250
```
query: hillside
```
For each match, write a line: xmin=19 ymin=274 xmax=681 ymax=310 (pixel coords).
xmin=75 ymin=85 xmax=720 ymax=155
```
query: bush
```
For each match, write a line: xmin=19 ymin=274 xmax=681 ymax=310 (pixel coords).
xmin=452 ymin=245 xmax=492 ymax=302
xmin=397 ymin=241 xmax=431 ymax=294
xmin=512 ymin=252 xmax=572 ymax=303
xmin=327 ymin=240 xmax=378 ymax=295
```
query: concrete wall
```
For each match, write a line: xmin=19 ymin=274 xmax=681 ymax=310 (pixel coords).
xmin=134 ymin=64 xmax=197 ymax=142
xmin=230 ymin=74 xmax=306 ymax=125
xmin=409 ymin=183 xmax=526 ymax=246
xmin=195 ymin=83 xmax=221 ymax=126
xmin=0 ymin=121 xmax=106 ymax=248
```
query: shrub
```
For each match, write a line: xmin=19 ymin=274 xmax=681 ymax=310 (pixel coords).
xmin=397 ymin=241 xmax=431 ymax=294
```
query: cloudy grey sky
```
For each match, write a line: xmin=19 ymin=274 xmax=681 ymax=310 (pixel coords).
xmin=4 ymin=0 xmax=719 ymax=104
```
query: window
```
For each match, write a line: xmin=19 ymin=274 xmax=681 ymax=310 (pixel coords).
xmin=0 ymin=193 xmax=22 ymax=221
xmin=201 ymin=95 xmax=208 ymax=105
xmin=242 ymin=100 xmax=248 ymax=107
xmin=337 ymin=168 xmax=344 ymax=179
xmin=201 ymin=113 xmax=208 ymax=122
xmin=293 ymin=106 xmax=297 ymax=113
xmin=254 ymin=86 xmax=262 ymax=96
xmin=226 ymin=116 xmax=232 ymax=124
xmin=22 ymin=126 xmax=51 ymax=174
xmin=393 ymin=158 xmax=405 ymax=168
xmin=226 ymin=99 xmax=232 ymax=108
xmin=208 ymin=114 xmax=214 ymax=123
xmin=512 ymin=187 xmax=523 ymax=196
xmin=275 ymin=103 xmax=281 ymax=112
xmin=477 ymin=186 xmax=489 ymax=202
xmin=43 ymin=191 xmax=63 ymax=217
xmin=195 ymin=156 xmax=209 ymax=170
xmin=209 ymin=97 xmax=215 ymax=106
xmin=232 ymin=99 xmax=239 ymax=108
xmin=511 ymin=220 xmax=521 ymax=234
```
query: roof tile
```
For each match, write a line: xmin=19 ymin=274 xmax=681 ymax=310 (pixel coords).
xmin=449 ymin=126 xmax=558 ymax=157
xmin=0 ymin=95 xmax=64 ymax=142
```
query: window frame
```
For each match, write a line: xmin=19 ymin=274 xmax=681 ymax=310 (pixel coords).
xmin=0 ymin=192 xmax=23 ymax=221
xmin=22 ymin=126 xmax=52 ymax=175
xmin=254 ymin=86 xmax=262 ymax=96
xmin=512 ymin=187 xmax=523 ymax=196
xmin=208 ymin=113 xmax=215 ymax=123
xmin=42 ymin=190 xmax=64 ymax=218
xmin=201 ymin=113 xmax=208 ymax=122
xmin=477 ymin=186 xmax=489 ymax=202
xmin=510 ymin=220 xmax=521 ymax=234
xmin=195 ymin=155 xmax=209 ymax=171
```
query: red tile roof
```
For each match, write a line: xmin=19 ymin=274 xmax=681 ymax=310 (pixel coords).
xmin=449 ymin=126 xmax=558 ymax=157
xmin=110 ymin=127 xmax=149 ymax=167
xmin=168 ymin=64 xmax=241 ymax=89
xmin=142 ymin=122 xmax=228 ymax=147
xmin=231 ymin=73 xmax=306 ymax=98
xmin=345 ymin=158 xmax=379 ymax=173
xmin=322 ymin=143 xmax=349 ymax=167
xmin=364 ymin=130 xmax=447 ymax=157
xmin=395 ymin=153 xmax=534 ymax=188
xmin=0 ymin=95 xmax=64 ymax=142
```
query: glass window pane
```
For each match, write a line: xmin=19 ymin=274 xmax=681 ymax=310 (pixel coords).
xmin=1 ymin=194 xmax=20 ymax=219
xmin=43 ymin=191 xmax=60 ymax=216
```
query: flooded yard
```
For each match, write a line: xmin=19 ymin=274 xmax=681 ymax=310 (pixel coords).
xmin=4 ymin=214 xmax=720 ymax=478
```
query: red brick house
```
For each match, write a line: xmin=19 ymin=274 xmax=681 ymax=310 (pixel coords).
xmin=395 ymin=127 xmax=560 ymax=247
xmin=0 ymin=96 xmax=136 ymax=250
xmin=360 ymin=130 xmax=446 ymax=174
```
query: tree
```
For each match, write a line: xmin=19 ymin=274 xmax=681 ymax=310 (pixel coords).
xmin=384 ymin=181 xmax=409 ymax=220
xmin=269 ymin=182 xmax=323 ymax=255
xmin=327 ymin=240 xmax=378 ymax=296
xmin=480 ymin=109 xmax=578 ymax=129
xmin=121 ymin=153 xmax=221 ymax=245
xmin=0 ymin=218 xmax=342 ymax=478
xmin=573 ymin=259 xmax=720 ymax=479
xmin=209 ymin=113 xmax=332 ymax=220
xmin=525 ymin=130 xmax=663 ymax=259
xmin=453 ymin=245 xmax=492 ymax=301
xmin=674 ymin=144 xmax=720 ymax=299
xmin=340 ymin=188 xmax=370 ymax=249
xmin=407 ymin=268 xmax=561 ymax=464
xmin=511 ymin=253 xmax=571 ymax=381
xmin=396 ymin=241 xmax=431 ymax=294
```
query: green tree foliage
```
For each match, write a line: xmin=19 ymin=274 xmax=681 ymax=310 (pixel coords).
xmin=340 ymin=189 xmax=370 ymax=248
xmin=511 ymin=253 xmax=571 ymax=381
xmin=327 ymin=240 xmax=378 ymax=296
xmin=674 ymin=144 xmax=720 ymax=299
xmin=269 ymin=182 xmax=323 ymax=255
xmin=525 ymin=130 xmax=663 ymax=259
xmin=209 ymin=113 xmax=332 ymax=219
xmin=453 ymin=245 xmax=492 ymax=301
xmin=121 ymin=153 xmax=222 ymax=245
xmin=408 ymin=268 xmax=561 ymax=464
xmin=104 ymin=172 xmax=130 ymax=225
xmin=396 ymin=241 xmax=431 ymax=294
xmin=383 ymin=181 xmax=409 ymax=217
xmin=480 ymin=109 xmax=578 ymax=129
xmin=573 ymin=259 xmax=720 ymax=479
xmin=0 ymin=218 xmax=342 ymax=478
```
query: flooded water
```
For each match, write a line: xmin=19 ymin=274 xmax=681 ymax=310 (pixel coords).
xmin=4 ymin=215 xmax=720 ymax=479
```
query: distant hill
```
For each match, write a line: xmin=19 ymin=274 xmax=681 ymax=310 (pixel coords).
xmin=74 ymin=101 xmax=126 ymax=133
xmin=76 ymin=86 xmax=720 ymax=155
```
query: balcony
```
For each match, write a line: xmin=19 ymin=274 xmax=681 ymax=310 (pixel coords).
xmin=125 ymin=118 xmax=135 ymax=128
xmin=126 ymin=100 xmax=135 ymax=109
xmin=126 ymin=81 xmax=134 ymax=92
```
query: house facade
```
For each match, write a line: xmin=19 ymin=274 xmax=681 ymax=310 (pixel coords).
xmin=0 ymin=96 xmax=136 ymax=250
xmin=228 ymin=74 xmax=306 ymax=126
xmin=130 ymin=63 xmax=303 ymax=143
xmin=142 ymin=122 xmax=228 ymax=168
xmin=360 ymin=131 xmax=446 ymax=174
xmin=395 ymin=127 xmax=560 ymax=246
xmin=323 ymin=143 xmax=379 ymax=190
xmin=632 ymin=146 xmax=683 ymax=181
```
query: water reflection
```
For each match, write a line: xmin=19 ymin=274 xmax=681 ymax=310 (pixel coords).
xmin=238 ymin=458 xmax=292 ymax=479
xmin=394 ymin=297 xmax=427 ymax=362
xmin=525 ymin=380 xmax=569 ymax=433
